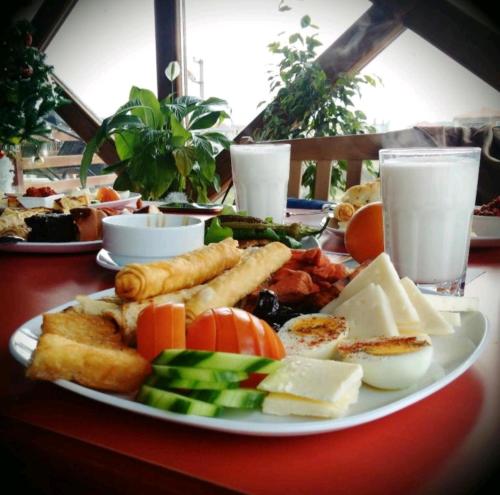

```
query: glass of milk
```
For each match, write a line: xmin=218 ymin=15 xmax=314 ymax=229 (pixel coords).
xmin=379 ymin=148 xmax=480 ymax=296
xmin=230 ymin=143 xmax=291 ymax=222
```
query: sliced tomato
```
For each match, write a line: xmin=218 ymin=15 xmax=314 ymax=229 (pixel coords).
xmin=137 ymin=302 xmax=186 ymax=361
xmin=261 ymin=320 xmax=286 ymax=359
xmin=214 ymin=308 xmax=239 ymax=353
xmin=233 ymin=309 xmax=259 ymax=355
xmin=186 ymin=311 xmax=217 ymax=351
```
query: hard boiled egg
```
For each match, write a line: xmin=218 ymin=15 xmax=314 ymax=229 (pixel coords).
xmin=336 ymin=335 xmax=433 ymax=390
xmin=278 ymin=314 xmax=348 ymax=359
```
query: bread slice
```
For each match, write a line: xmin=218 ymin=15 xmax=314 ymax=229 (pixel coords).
xmin=27 ymin=312 xmax=151 ymax=393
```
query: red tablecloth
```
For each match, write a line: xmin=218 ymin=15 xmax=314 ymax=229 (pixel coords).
xmin=1 ymin=238 xmax=499 ymax=494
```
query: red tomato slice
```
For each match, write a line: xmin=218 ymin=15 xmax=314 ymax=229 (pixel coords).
xmin=186 ymin=311 xmax=217 ymax=351
xmin=233 ymin=309 xmax=259 ymax=355
xmin=214 ymin=308 xmax=239 ymax=353
xmin=262 ymin=320 xmax=286 ymax=359
xmin=137 ymin=302 xmax=186 ymax=361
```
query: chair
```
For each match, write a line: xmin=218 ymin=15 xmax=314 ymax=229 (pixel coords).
xmin=264 ymin=128 xmax=440 ymax=200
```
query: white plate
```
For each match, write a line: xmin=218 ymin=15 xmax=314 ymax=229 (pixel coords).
xmin=326 ymin=226 xmax=345 ymax=238
xmin=91 ymin=193 xmax=141 ymax=209
xmin=0 ymin=239 xmax=102 ymax=253
xmin=9 ymin=288 xmax=488 ymax=436
xmin=96 ymin=236 xmax=321 ymax=272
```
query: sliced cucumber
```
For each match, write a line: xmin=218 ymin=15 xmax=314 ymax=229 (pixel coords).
xmin=189 ymin=388 xmax=266 ymax=409
xmin=153 ymin=349 xmax=281 ymax=373
xmin=145 ymin=375 xmax=238 ymax=391
xmin=137 ymin=386 xmax=220 ymax=417
xmin=152 ymin=364 xmax=248 ymax=383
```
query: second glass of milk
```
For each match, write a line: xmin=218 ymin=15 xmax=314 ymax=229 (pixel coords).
xmin=230 ymin=144 xmax=291 ymax=222
xmin=379 ymin=148 xmax=480 ymax=296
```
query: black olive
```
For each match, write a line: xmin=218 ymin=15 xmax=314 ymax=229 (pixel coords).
xmin=254 ymin=289 xmax=280 ymax=316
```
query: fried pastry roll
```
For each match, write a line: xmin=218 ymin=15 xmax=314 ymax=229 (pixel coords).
xmin=115 ymin=238 xmax=241 ymax=301
xmin=185 ymin=242 xmax=292 ymax=324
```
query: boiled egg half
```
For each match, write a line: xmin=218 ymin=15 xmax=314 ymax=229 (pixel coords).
xmin=336 ymin=335 xmax=433 ymax=390
xmin=278 ymin=314 xmax=348 ymax=359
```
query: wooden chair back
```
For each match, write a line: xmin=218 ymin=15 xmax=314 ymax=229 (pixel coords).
xmin=266 ymin=128 xmax=439 ymax=200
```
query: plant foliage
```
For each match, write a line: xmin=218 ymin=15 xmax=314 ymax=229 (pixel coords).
xmin=0 ymin=20 xmax=68 ymax=152
xmin=254 ymin=9 xmax=379 ymax=197
xmin=80 ymin=62 xmax=231 ymax=201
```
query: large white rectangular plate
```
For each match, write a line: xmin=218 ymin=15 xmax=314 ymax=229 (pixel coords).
xmin=9 ymin=288 xmax=488 ymax=436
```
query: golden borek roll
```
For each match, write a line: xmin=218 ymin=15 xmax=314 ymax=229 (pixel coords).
xmin=115 ymin=238 xmax=241 ymax=301
xmin=185 ymin=241 xmax=292 ymax=324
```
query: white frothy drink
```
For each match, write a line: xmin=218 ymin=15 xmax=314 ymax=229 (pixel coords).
xmin=380 ymin=149 xmax=480 ymax=286
xmin=230 ymin=144 xmax=291 ymax=222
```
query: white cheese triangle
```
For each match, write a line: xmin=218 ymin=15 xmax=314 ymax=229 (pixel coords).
xmin=400 ymin=277 xmax=454 ymax=335
xmin=321 ymin=253 xmax=420 ymax=330
xmin=439 ymin=311 xmax=461 ymax=327
xmin=331 ymin=283 xmax=399 ymax=339
xmin=423 ymin=294 xmax=479 ymax=312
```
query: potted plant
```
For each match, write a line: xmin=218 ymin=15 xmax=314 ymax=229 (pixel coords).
xmin=0 ymin=20 xmax=68 ymax=191
xmin=80 ymin=62 xmax=232 ymax=202
xmin=253 ymin=8 xmax=379 ymax=198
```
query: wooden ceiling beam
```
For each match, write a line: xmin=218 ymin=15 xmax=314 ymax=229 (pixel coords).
xmin=31 ymin=0 xmax=78 ymax=51
xmin=370 ymin=0 xmax=500 ymax=91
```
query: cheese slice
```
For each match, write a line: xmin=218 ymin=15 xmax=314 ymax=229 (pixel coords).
xmin=423 ymin=294 xmax=479 ymax=312
xmin=262 ymin=388 xmax=359 ymax=419
xmin=257 ymin=355 xmax=362 ymax=403
xmin=439 ymin=311 xmax=461 ymax=327
xmin=330 ymin=283 xmax=399 ymax=339
xmin=321 ymin=253 xmax=420 ymax=331
xmin=400 ymin=277 xmax=454 ymax=335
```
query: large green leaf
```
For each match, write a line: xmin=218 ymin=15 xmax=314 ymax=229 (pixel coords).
xmin=129 ymin=87 xmax=163 ymax=128
xmin=189 ymin=111 xmax=221 ymax=130
xmin=170 ymin=114 xmax=191 ymax=146
xmin=114 ymin=129 xmax=140 ymax=160
xmin=173 ymin=147 xmax=194 ymax=177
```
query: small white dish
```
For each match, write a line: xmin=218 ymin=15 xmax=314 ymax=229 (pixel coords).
xmin=102 ymin=213 xmax=205 ymax=265
xmin=17 ymin=193 xmax=64 ymax=209
xmin=91 ymin=192 xmax=141 ymax=210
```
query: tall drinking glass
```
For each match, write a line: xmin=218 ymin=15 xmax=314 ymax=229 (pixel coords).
xmin=379 ymin=148 xmax=480 ymax=296
xmin=230 ymin=143 xmax=291 ymax=222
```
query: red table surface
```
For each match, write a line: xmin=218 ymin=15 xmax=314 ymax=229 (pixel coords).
xmin=1 ymin=238 xmax=499 ymax=495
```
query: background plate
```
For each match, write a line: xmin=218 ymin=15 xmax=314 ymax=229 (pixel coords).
xmin=9 ymin=288 xmax=488 ymax=437
xmin=0 ymin=239 xmax=102 ymax=253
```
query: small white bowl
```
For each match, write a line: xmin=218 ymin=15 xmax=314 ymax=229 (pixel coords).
xmin=102 ymin=213 xmax=205 ymax=265
xmin=472 ymin=215 xmax=500 ymax=238
xmin=18 ymin=193 xmax=64 ymax=208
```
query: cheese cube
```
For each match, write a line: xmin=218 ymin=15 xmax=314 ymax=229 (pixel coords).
xmin=400 ymin=277 xmax=454 ymax=335
xmin=331 ymin=283 xmax=399 ymax=339
xmin=321 ymin=253 xmax=420 ymax=331
xmin=257 ymin=355 xmax=362 ymax=403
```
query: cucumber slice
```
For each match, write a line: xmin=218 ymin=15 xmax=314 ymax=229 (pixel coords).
xmin=152 ymin=364 xmax=248 ymax=383
xmin=137 ymin=386 xmax=220 ymax=417
xmin=145 ymin=375 xmax=239 ymax=390
xmin=153 ymin=349 xmax=282 ymax=373
xmin=189 ymin=388 xmax=266 ymax=409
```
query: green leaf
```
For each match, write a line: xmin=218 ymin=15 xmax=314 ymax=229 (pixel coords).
xmin=165 ymin=61 xmax=181 ymax=82
xmin=201 ymin=132 xmax=232 ymax=149
xmin=173 ymin=147 xmax=194 ymax=177
xmin=300 ymin=15 xmax=311 ymax=28
xmin=129 ymin=87 xmax=163 ymax=128
xmin=189 ymin=111 xmax=221 ymax=130
xmin=80 ymin=135 xmax=99 ymax=187
xmin=170 ymin=114 xmax=191 ymax=144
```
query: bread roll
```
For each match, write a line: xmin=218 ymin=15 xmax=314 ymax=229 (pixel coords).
xmin=185 ymin=242 xmax=292 ymax=323
xmin=115 ymin=238 xmax=241 ymax=301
